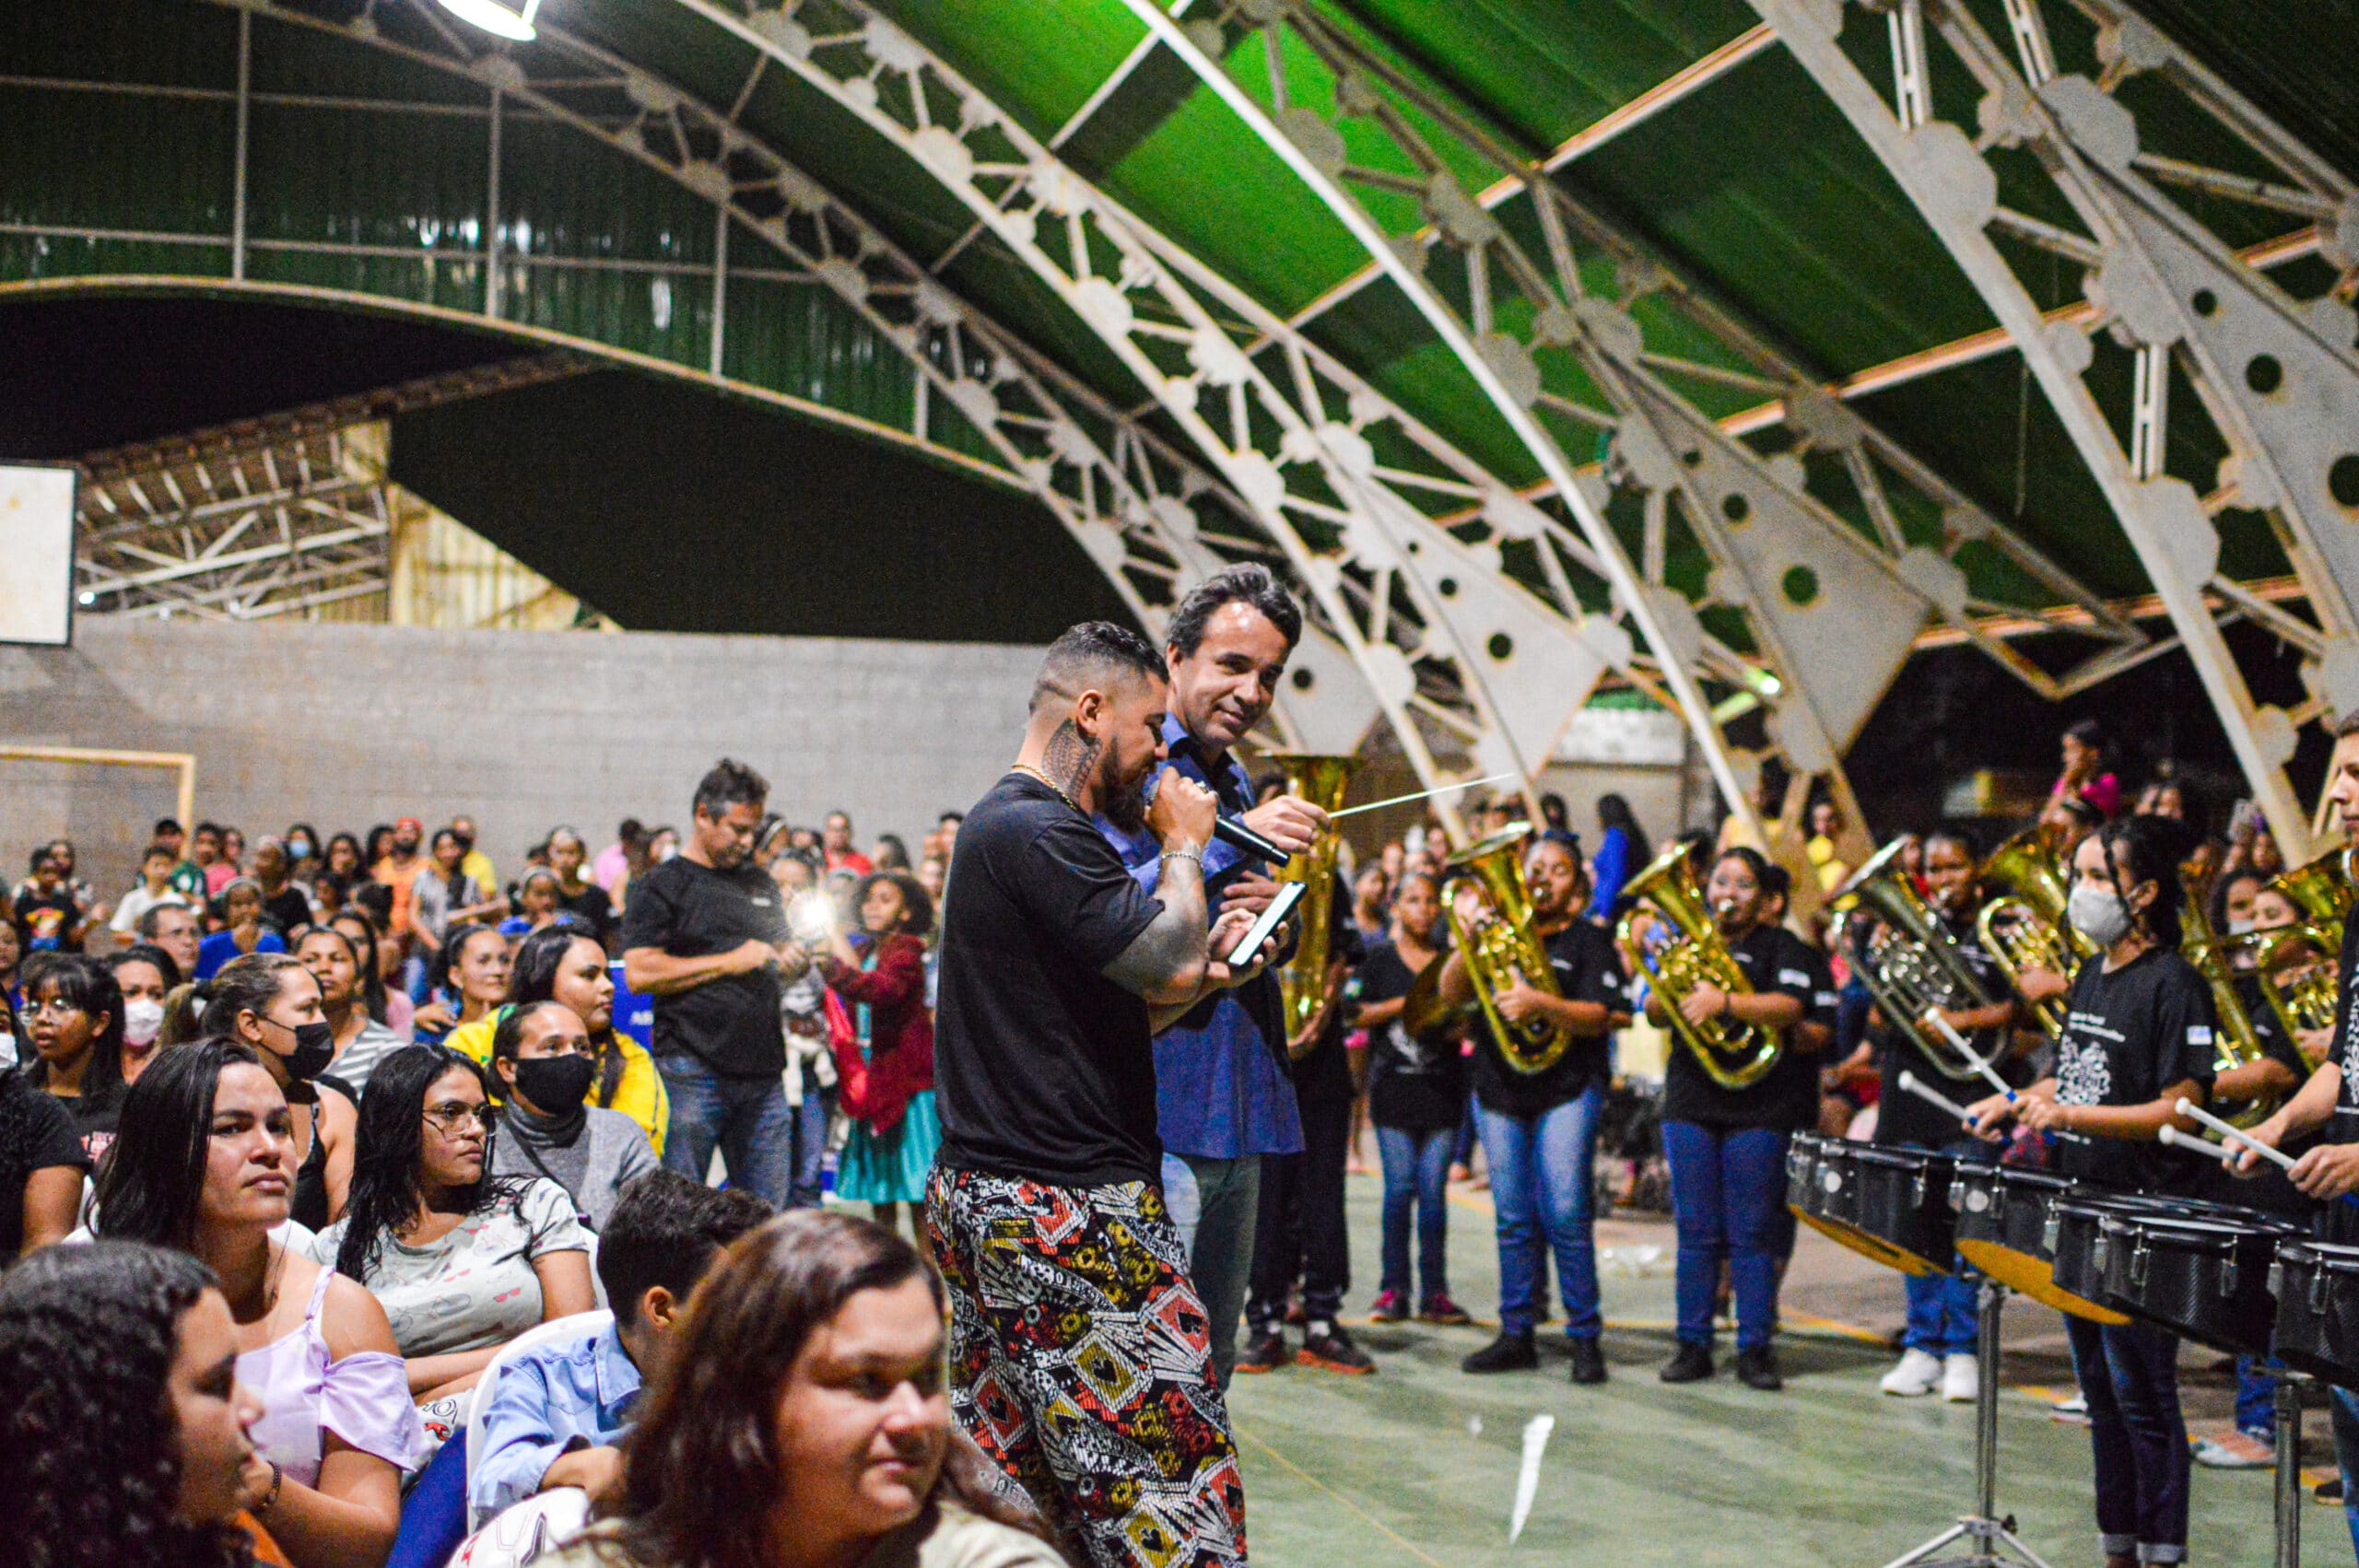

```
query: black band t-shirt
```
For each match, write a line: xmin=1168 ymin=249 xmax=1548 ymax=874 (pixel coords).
xmin=1660 ymin=923 xmax=1824 ymax=1131
xmin=2049 ymin=947 xmax=2218 ymax=1194
xmin=617 ymin=856 xmax=790 ymax=1077
xmin=1471 ymin=919 xmax=1627 ymax=1119
xmin=1872 ymin=913 xmax=2011 ymax=1151
xmin=1356 ymin=940 xmax=1465 ymax=1133
xmin=933 ymin=774 xmax=1165 ymax=1188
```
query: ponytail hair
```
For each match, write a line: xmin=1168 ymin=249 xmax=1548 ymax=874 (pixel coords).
xmin=2098 ymin=813 xmax=2199 ymax=950
xmin=159 ymin=952 xmax=307 ymax=1048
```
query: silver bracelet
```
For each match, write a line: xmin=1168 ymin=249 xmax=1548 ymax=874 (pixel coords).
xmin=1159 ymin=846 xmax=1204 ymax=870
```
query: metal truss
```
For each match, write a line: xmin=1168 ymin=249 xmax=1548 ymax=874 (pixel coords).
xmin=1108 ymin=0 xmax=2171 ymax=866
xmin=1753 ymin=0 xmax=2359 ymax=857
xmin=75 ymin=353 xmax=591 ymax=620
xmin=652 ymin=0 xmax=1692 ymax=818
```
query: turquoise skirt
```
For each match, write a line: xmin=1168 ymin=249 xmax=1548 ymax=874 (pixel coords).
xmin=837 ymin=1089 xmax=941 ymax=1205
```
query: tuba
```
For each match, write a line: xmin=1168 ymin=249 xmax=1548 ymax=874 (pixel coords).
xmin=1975 ymin=827 xmax=2093 ymax=1039
xmin=1441 ymin=824 xmax=1573 ymax=1074
xmin=1269 ymin=754 xmax=1359 ymax=1038
xmin=2233 ymin=849 xmax=2353 ymax=1060
xmin=1614 ymin=839 xmax=1781 ymax=1090
xmin=1827 ymin=837 xmax=2008 ymax=1082
xmin=2179 ymin=866 xmax=2281 ymax=1128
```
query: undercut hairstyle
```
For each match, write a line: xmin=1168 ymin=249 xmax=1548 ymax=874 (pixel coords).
xmin=0 ymin=1241 xmax=254 ymax=1568
xmin=2098 ymin=812 xmax=2199 ymax=949
xmin=1165 ymin=563 xmax=1302 ymax=658
xmin=111 ymin=942 xmax=182 ymax=992
xmin=18 ymin=953 xmax=127 ymax=1103
xmin=337 ymin=1045 xmax=519 ymax=1281
xmin=594 ymin=1172 xmax=774 ymax=1330
xmin=1028 ymin=619 xmax=1167 ymax=715
xmin=691 ymin=758 xmax=769 ymax=820
xmin=95 ymin=1041 xmax=267 ymax=1252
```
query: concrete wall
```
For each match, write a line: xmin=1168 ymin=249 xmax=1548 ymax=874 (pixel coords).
xmin=0 ymin=619 xmax=1046 ymax=898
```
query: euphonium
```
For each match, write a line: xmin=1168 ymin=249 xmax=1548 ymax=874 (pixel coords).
xmin=1269 ymin=754 xmax=1359 ymax=1038
xmin=1442 ymin=824 xmax=1572 ymax=1075
xmin=2179 ymin=866 xmax=2280 ymax=1128
xmin=2233 ymin=848 xmax=2353 ymax=1058
xmin=1827 ymin=837 xmax=2008 ymax=1082
xmin=1974 ymin=828 xmax=2093 ymax=1039
xmin=1614 ymin=839 xmax=1781 ymax=1090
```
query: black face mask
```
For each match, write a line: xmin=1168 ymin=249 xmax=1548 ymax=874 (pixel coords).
xmin=281 ymin=1020 xmax=335 ymax=1082
xmin=511 ymin=1054 xmax=597 ymax=1117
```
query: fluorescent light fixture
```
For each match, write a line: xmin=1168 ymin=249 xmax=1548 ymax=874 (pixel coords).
xmin=434 ymin=0 xmax=542 ymax=41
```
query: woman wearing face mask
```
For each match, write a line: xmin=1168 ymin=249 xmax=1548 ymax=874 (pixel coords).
xmin=97 ymin=1040 xmax=420 ymax=1568
xmin=534 ymin=1210 xmax=1065 ymax=1568
xmin=166 ymin=954 xmax=362 ymax=1233
xmin=486 ymin=1000 xmax=658 ymax=1231
xmin=111 ymin=942 xmax=182 ymax=1085
xmin=0 ymin=994 xmax=87 ymax=1261
xmin=1642 ymin=846 xmax=1820 ymax=1392
xmin=452 ymin=926 xmax=669 ymax=1153
xmin=18 ymin=950 xmax=130 ymax=1164
xmin=1966 ymin=814 xmax=2213 ymax=1568
xmin=0 ymin=1240 xmax=288 ymax=1568
xmin=295 ymin=926 xmax=405 ymax=1099
xmin=411 ymin=923 xmax=510 ymax=1047
xmin=811 ymin=871 xmax=939 ymax=1259
xmin=311 ymin=1044 xmax=595 ymax=1402
xmin=199 ymin=880 xmax=289 ymax=983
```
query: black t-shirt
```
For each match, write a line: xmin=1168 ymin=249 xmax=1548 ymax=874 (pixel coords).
xmin=2049 ymin=947 xmax=2218 ymax=1194
xmin=1872 ymin=914 xmax=2009 ymax=1152
xmin=1356 ymin=941 xmax=1465 ymax=1132
xmin=933 ymin=774 xmax=1165 ymax=1188
xmin=11 ymin=889 xmax=82 ymax=953
xmin=561 ymin=883 xmax=616 ymax=947
xmin=1291 ymin=879 xmax=1367 ymax=1099
xmin=1471 ymin=919 xmax=1626 ymax=1118
xmin=2197 ymin=971 xmax=2316 ymax=1214
xmin=1661 ymin=924 xmax=1824 ymax=1131
xmin=0 ymin=1075 xmax=89 ymax=1262
xmin=617 ymin=857 xmax=790 ymax=1077
xmin=261 ymin=886 xmax=314 ymax=937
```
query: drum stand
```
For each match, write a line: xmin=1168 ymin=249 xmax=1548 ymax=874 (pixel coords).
xmin=1880 ymin=1280 xmax=2055 ymax=1568
xmin=2271 ymin=1374 xmax=2306 ymax=1568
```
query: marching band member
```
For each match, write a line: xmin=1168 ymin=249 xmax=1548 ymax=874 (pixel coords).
xmin=1966 ymin=814 xmax=2212 ymax=1568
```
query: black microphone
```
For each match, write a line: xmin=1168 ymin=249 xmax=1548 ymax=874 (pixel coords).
xmin=1214 ymin=815 xmax=1288 ymax=866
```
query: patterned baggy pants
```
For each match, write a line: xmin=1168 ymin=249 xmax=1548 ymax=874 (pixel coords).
xmin=925 ymin=1164 xmax=1249 ymax=1567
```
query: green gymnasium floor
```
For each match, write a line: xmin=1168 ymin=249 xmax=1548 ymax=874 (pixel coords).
xmin=1222 ymin=1173 xmax=2341 ymax=1565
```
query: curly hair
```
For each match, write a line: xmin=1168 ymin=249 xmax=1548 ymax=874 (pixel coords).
xmin=336 ymin=1044 xmax=521 ymax=1282
xmin=852 ymin=869 xmax=935 ymax=941
xmin=594 ymin=1210 xmax=1061 ymax=1568
xmin=0 ymin=1241 xmax=253 ymax=1568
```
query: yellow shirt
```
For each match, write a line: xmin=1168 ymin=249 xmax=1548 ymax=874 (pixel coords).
xmin=448 ymin=1013 xmax=670 ymax=1157
xmin=461 ymin=848 xmax=499 ymax=896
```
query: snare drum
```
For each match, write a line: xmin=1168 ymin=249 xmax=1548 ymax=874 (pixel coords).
xmin=1949 ymin=1164 xmax=2131 ymax=1323
xmin=2048 ymin=1189 xmax=2187 ymax=1310
xmin=2095 ymin=1207 xmax=2295 ymax=1357
xmin=2271 ymin=1239 xmax=2359 ymax=1385
xmin=1786 ymin=1135 xmax=1954 ymax=1277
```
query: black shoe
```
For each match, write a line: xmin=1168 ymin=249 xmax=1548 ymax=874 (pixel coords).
xmin=1659 ymin=1342 xmax=1714 ymax=1384
xmin=1568 ymin=1338 xmax=1608 ymax=1386
xmin=1734 ymin=1345 xmax=1783 ymax=1391
xmin=2318 ymin=1474 xmax=2346 ymax=1504
xmin=1236 ymin=1328 xmax=1288 ymax=1375
xmin=1297 ymin=1324 xmax=1376 ymax=1375
xmin=1461 ymin=1330 xmax=1539 ymax=1374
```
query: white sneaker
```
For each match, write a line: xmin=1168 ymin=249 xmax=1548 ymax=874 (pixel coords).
xmin=1881 ymin=1348 xmax=1942 ymax=1396
xmin=1942 ymin=1353 xmax=1978 ymax=1402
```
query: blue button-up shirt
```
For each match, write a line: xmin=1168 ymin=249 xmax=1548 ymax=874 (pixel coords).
xmin=470 ymin=1319 xmax=641 ymax=1518
xmin=1095 ymin=715 xmax=1303 ymax=1161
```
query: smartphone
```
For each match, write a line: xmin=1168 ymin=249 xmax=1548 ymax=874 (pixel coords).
xmin=1226 ymin=880 xmax=1308 ymax=970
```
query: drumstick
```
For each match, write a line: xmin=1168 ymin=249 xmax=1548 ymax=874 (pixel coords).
xmin=1919 ymin=1010 xmax=2089 ymax=1143
xmin=2168 ymin=1098 xmax=2359 ymax=1209
xmin=2156 ymin=1123 xmax=2244 ymax=1164
xmin=1328 ymin=772 xmax=1522 ymax=821
xmin=1895 ymin=1070 xmax=1975 ymax=1124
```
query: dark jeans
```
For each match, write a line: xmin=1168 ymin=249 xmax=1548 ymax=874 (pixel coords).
xmin=1662 ymin=1119 xmax=1789 ymax=1352
xmin=656 ymin=1049 xmax=797 ymax=1206
xmin=1247 ymin=1051 xmax=1353 ymax=1331
xmin=1375 ymin=1124 xmax=1454 ymax=1302
xmin=2331 ymin=1384 xmax=2359 ymax=1557
xmin=1477 ymin=1086 xmax=1605 ymax=1340
xmin=789 ymin=1084 xmax=833 ymax=1209
xmin=2064 ymin=1314 xmax=2190 ymax=1562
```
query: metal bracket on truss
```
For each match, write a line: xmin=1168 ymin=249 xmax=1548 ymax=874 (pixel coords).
xmin=1753 ymin=0 xmax=2359 ymax=856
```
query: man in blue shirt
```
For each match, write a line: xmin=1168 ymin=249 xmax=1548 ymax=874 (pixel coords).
xmin=471 ymin=1173 xmax=772 ymax=1520
xmin=1094 ymin=566 xmax=1338 ymax=1387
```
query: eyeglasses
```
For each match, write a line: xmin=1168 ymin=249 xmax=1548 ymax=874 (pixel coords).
xmin=20 ymin=998 xmax=88 ymax=1020
xmin=423 ymin=1102 xmax=499 ymax=1134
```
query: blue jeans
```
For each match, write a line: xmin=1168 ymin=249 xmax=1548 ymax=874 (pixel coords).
xmin=1162 ymin=1152 xmax=1261 ymax=1389
xmin=789 ymin=1084 xmax=833 ymax=1210
xmin=1903 ymin=1270 xmax=1980 ymax=1357
xmin=385 ymin=1430 xmax=467 ymax=1568
xmin=2331 ymin=1384 xmax=2359 ymax=1559
xmin=2065 ymin=1314 xmax=2189 ymax=1562
xmin=2233 ymin=1355 xmax=2281 ymax=1441
xmin=1662 ymin=1120 xmax=1789 ymax=1352
xmin=1375 ymin=1124 xmax=1454 ymax=1302
xmin=656 ymin=1049 xmax=797 ymax=1206
xmin=1475 ymin=1086 xmax=1604 ymax=1340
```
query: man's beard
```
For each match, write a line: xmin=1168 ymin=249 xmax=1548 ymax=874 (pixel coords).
xmin=1100 ymin=747 xmax=1150 ymax=836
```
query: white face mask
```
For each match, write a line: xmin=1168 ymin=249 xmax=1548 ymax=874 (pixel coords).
xmin=2226 ymin=916 xmax=2256 ymax=936
xmin=2068 ymin=882 xmax=2134 ymax=948
xmin=0 ymin=1032 xmax=15 ymax=1068
xmin=123 ymin=998 xmax=166 ymax=1047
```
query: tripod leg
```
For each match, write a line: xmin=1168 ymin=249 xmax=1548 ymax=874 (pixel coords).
xmin=1976 ymin=1278 xmax=2004 ymax=1524
xmin=2276 ymin=1375 xmax=2303 ymax=1568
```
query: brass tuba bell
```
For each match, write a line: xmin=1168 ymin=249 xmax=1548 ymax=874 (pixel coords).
xmin=1441 ymin=824 xmax=1573 ymax=1075
xmin=2178 ymin=864 xmax=2282 ymax=1129
xmin=1974 ymin=828 xmax=2093 ymax=1040
xmin=1614 ymin=839 xmax=1781 ymax=1090
xmin=1268 ymin=754 xmax=1359 ymax=1039
xmin=1826 ymin=837 xmax=2009 ymax=1082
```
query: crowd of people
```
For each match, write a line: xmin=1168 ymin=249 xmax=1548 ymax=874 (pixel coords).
xmin=8 ymin=561 xmax=2359 ymax=1568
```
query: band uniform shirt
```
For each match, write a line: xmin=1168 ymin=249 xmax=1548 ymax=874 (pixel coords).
xmin=1470 ymin=919 xmax=1626 ymax=1120
xmin=1660 ymin=923 xmax=1823 ymax=1132
xmin=1356 ymin=939 xmax=1465 ymax=1133
xmin=2195 ymin=970 xmax=2315 ymax=1214
xmin=933 ymin=773 xmax=1166 ymax=1188
xmin=1094 ymin=714 xmax=1303 ymax=1164
xmin=2049 ymin=947 xmax=2217 ymax=1194
xmin=1872 ymin=911 xmax=2008 ymax=1152
xmin=616 ymin=855 xmax=789 ymax=1078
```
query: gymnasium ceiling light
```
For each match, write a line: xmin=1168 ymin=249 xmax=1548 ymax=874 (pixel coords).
xmin=433 ymin=0 xmax=540 ymax=41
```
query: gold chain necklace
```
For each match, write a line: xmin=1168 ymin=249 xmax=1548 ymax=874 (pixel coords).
xmin=1011 ymin=762 xmax=1081 ymax=813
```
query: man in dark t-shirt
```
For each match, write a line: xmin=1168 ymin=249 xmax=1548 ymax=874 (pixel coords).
xmin=927 ymin=622 xmax=1266 ymax=1568
xmin=620 ymin=758 xmax=794 ymax=1205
